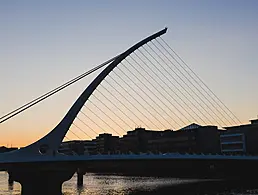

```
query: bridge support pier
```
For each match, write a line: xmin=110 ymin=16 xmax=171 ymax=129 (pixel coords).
xmin=9 ymin=169 xmax=75 ymax=195
xmin=77 ymin=168 xmax=85 ymax=187
xmin=8 ymin=172 xmax=14 ymax=186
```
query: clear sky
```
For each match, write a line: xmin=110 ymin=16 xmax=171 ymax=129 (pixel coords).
xmin=1 ymin=0 xmax=258 ymax=147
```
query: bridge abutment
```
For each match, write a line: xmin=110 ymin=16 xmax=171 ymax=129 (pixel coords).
xmin=9 ymin=168 xmax=75 ymax=195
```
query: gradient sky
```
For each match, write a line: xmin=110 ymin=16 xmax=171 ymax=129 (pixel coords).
xmin=1 ymin=0 xmax=258 ymax=147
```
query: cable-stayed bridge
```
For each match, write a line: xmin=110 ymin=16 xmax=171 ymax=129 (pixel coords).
xmin=0 ymin=28 xmax=254 ymax=195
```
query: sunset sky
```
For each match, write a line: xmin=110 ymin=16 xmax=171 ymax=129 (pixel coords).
xmin=1 ymin=0 xmax=258 ymax=147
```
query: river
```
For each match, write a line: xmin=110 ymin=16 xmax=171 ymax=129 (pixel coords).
xmin=0 ymin=172 xmax=258 ymax=195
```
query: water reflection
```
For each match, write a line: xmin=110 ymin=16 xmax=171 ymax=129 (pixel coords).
xmin=63 ymin=173 xmax=258 ymax=195
xmin=8 ymin=182 xmax=13 ymax=191
xmin=125 ymin=180 xmax=258 ymax=195
xmin=1 ymin=172 xmax=258 ymax=195
xmin=64 ymin=173 xmax=201 ymax=195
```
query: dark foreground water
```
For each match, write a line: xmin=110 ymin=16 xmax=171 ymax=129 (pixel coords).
xmin=0 ymin=172 xmax=258 ymax=195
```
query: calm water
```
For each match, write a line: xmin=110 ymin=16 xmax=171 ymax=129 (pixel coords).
xmin=0 ymin=172 xmax=258 ymax=195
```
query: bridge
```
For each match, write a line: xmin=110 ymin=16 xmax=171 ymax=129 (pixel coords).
xmin=0 ymin=28 xmax=255 ymax=195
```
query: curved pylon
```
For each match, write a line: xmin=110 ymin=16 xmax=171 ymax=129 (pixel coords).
xmin=3 ymin=28 xmax=167 ymax=158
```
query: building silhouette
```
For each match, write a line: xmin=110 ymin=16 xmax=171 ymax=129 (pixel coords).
xmin=59 ymin=118 xmax=258 ymax=156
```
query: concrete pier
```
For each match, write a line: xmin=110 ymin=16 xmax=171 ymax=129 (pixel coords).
xmin=8 ymin=172 xmax=14 ymax=185
xmin=77 ymin=168 xmax=85 ymax=187
xmin=77 ymin=169 xmax=83 ymax=187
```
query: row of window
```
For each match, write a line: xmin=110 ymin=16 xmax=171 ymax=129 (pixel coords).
xmin=220 ymin=133 xmax=245 ymax=153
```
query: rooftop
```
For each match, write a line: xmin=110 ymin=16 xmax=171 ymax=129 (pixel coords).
xmin=224 ymin=118 xmax=258 ymax=130
xmin=179 ymin=123 xmax=202 ymax=131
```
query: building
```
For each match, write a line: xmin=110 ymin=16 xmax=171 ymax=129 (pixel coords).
xmin=59 ymin=140 xmax=96 ymax=155
xmin=94 ymin=133 xmax=119 ymax=154
xmin=221 ymin=118 xmax=258 ymax=155
xmin=57 ymin=119 xmax=258 ymax=156
xmin=0 ymin=146 xmax=18 ymax=153
xmin=118 ymin=125 xmax=220 ymax=154
xmin=119 ymin=127 xmax=162 ymax=153
xmin=195 ymin=125 xmax=221 ymax=154
xmin=148 ymin=129 xmax=196 ymax=153
xmin=148 ymin=124 xmax=221 ymax=154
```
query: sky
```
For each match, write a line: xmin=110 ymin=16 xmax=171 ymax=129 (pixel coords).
xmin=0 ymin=0 xmax=258 ymax=147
